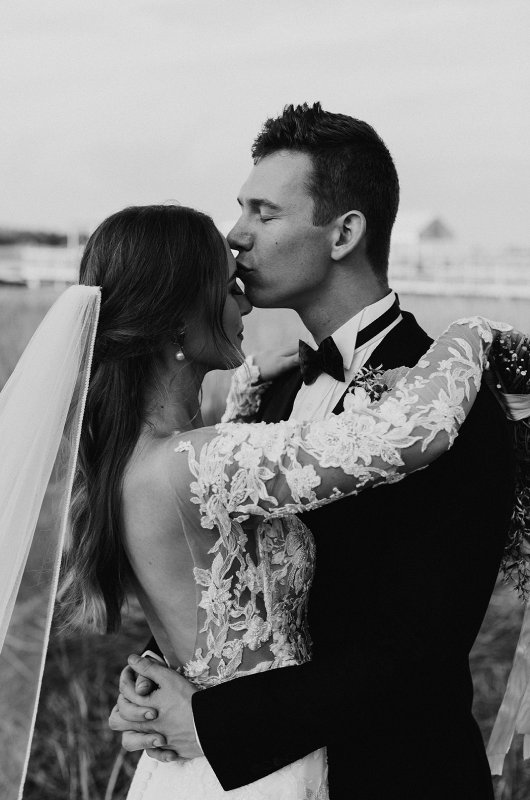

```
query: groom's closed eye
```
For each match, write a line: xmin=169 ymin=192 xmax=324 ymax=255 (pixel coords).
xmin=257 ymin=202 xmax=281 ymax=220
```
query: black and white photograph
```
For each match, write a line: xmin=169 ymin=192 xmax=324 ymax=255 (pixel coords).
xmin=1 ymin=1 xmax=529 ymax=798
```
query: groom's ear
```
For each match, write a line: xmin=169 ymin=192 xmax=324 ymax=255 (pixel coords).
xmin=330 ymin=210 xmax=366 ymax=262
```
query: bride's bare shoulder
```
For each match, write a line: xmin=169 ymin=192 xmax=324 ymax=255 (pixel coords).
xmin=121 ymin=435 xmax=195 ymax=547
xmin=123 ymin=428 xmax=212 ymax=507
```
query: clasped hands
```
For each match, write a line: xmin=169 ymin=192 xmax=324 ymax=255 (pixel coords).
xmin=108 ymin=655 xmax=203 ymax=762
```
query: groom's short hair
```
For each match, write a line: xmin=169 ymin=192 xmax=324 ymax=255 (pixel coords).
xmin=252 ymin=103 xmax=399 ymax=276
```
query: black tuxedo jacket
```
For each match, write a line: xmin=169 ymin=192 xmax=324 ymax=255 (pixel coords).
xmin=191 ymin=311 xmax=516 ymax=799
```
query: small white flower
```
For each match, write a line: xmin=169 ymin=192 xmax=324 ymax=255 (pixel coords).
xmin=343 ymin=386 xmax=372 ymax=413
xmin=242 ymin=616 xmax=272 ymax=650
xmin=376 ymin=397 xmax=408 ymax=427
xmin=285 ymin=464 xmax=321 ymax=502
xmin=234 ymin=442 xmax=262 ymax=470
xmin=429 ymin=386 xmax=466 ymax=430
xmin=185 ymin=649 xmax=210 ymax=678
xmin=221 ymin=639 xmax=243 ymax=661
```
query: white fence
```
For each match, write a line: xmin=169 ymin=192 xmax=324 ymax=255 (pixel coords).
xmin=0 ymin=245 xmax=80 ymax=288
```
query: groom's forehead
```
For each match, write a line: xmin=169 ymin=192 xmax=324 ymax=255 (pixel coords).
xmin=238 ymin=151 xmax=313 ymax=204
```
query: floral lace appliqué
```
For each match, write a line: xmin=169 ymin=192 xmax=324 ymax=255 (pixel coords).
xmin=221 ymin=356 xmax=272 ymax=423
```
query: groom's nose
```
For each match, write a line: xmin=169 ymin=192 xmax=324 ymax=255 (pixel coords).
xmin=227 ymin=219 xmax=252 ymax=252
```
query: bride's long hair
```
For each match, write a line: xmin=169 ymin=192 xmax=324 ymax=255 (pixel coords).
xmin=59 ymin=204 xmax=239 ymax=633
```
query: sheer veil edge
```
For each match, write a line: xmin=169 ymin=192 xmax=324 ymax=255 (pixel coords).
xmin=0 ymin=285 xmax=100 ymax=799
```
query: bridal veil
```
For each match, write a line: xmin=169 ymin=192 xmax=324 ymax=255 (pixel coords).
xmin=0 ymin=285 xmax=100 ymax=799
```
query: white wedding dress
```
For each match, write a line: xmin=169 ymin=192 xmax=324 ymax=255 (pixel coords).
xmin=126 ymin=371 xmax=330 ymax=799
xmin=126 ymin=318 xmax=509 ymax=800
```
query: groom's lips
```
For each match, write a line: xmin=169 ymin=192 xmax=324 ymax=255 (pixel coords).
xmin=236 ymin=262 xmax=255 ymax=286
xmin=236 ymin=260 xmax=252 ymax=276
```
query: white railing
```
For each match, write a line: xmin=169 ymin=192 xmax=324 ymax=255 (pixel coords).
xmin=0 ymin=245 xmax=80 ymax=288
xmin=20 ymin=264 xmax=78 ymax=290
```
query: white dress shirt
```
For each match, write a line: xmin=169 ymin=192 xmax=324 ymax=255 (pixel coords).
xmin=290 ymin=290 xmax=401 ymax=422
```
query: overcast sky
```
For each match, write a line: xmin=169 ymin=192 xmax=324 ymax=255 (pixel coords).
xmin=1 ymin=0 xmax=528 ymax=247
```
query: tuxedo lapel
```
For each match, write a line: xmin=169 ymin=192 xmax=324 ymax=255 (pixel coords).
xmin=257 ymin=367 xmax=303 ymax=423
xmin=365 ymin=310 xmax=432 ymax=370
xmin=331 ymin=311 xmax=432 ymax=415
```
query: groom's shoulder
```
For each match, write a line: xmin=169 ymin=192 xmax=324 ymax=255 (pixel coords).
xmin=392 ymin=309 xmax=432 ymax=351
xmin=460 ymin=379 xmax=511 ymax=451
xmin=381 ymin=309 xmax=512 ymax=463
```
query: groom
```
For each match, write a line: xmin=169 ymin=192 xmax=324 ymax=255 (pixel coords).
xmin=111 ymin=103 xmax=515 ymax=798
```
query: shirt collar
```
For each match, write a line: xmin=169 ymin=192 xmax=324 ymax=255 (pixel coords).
xmin=332 ymin=290 xmax=397 ymax=371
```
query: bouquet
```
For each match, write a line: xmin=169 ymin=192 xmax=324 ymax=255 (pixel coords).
xmin=489 ymin=332 xmax=530 ymax=598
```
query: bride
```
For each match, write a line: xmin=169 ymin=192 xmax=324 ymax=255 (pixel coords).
xmin=1 ymin=203 xmax=529 ymax=799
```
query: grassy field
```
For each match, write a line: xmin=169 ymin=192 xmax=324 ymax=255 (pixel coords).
xmin=1 ymin=285 xmax=530 ymax=799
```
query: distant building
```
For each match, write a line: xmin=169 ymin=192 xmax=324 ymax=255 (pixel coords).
xmin=392 ymin=212 xmax=453 ymax=246
xmin=390 ymin=212 xmax=458 ymax=278
xmin=419 ymin=218 xmax=453 ymax=241
xmin=389 ymin=211 xmax=529 ymax=294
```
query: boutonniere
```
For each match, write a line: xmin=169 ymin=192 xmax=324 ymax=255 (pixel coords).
xmin=347 ymin=366 xmax=389 ymax=402
xmin=487 ymin=333 xmax=530 ymax=598
xmin=348 ymin=365 xmax=410 ymax=401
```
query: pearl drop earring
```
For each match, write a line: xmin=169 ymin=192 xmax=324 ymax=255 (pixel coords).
xmin=172 ymin=327 xmax=186 ymax=361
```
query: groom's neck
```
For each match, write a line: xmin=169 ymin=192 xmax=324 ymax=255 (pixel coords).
xmin=297 ymin=272 xmax=390 ymax=345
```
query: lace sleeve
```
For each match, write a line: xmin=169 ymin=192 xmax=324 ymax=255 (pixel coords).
xmin=221 ymin=356 xmax=272 ymax=423
xmin=175 ymin=317 xmax=514 ymax=534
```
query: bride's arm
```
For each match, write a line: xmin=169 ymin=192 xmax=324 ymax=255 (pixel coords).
xmin=221 ymin=356 xmax=272 ymax=423
xmin=221 ymin=346 xmax=299 ymax=423
xmin=176 ymin=318 xmax=515 ymax=528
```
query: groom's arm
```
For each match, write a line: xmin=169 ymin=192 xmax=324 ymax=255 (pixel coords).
xmin=114 ymin=643 xmax=441 ymax=780
xmin=115 ymin=388 xmax=514 ymax=789
xmin=191 ymin=646 xmax=455 ymax=789
xmin=115 ymin=630 xmax=456 ymax=786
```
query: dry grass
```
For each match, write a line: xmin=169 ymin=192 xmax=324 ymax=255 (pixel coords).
xmin=471 ymin=583 xmax=530 ymax=799
xmin=1 ymin=286 xmax=530 ymax=798
xmin=0 ymin=287 xmax=61 ymax=387
xmin=24 ymin=602 xmax=148 ymax=800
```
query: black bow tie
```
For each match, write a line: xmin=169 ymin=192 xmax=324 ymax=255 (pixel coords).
xmin=298 ymin=296 xmax=401 ymax=386
xmin=299 ymin=337 xmax=345 ymax=385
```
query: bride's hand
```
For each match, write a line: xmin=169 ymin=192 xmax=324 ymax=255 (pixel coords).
xmin=253 ymin=344 xmax=299 ymax=382
xmin=109 ymin=655 xmax=202 ymax=761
